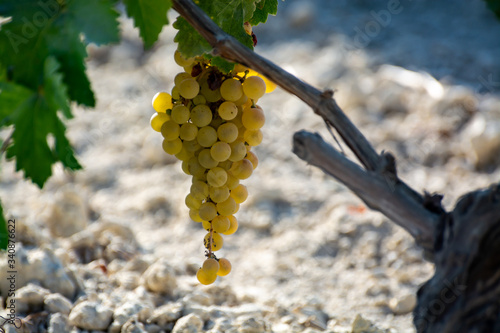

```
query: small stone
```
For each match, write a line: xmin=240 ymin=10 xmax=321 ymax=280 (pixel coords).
xmin=365 ymin=281 xmax=391 ymax=297
xmin=109 ymin=300 xmax=147 ymax=333
xmin=351 ymin=314 xmax=388 ymax=333
xmin=112 ymin=271 xmax=141 ymax=290
xmin=236 ymin=315 xmax=268 ymax=333
xmin=44 ymin=293 xmax=73 ymax=315
xmin=7 ymin=283 xmax=50 ymax=314
xmin=48 ymin=313 xmax=70 ymax=333
xmin=148 ymin=302 xmax=183 ymax=328
xmin=389 ymin=294 xmax=417 ymax=315
xmin=68 ymin=300 xmax=113 ymax=330
xmin=140 ymin=258 xmax=177 ymax=295
xmin=121 ymin=318 xmax=148 ymax=333
xmin=171 ymin=313 xmax=203 ymax=333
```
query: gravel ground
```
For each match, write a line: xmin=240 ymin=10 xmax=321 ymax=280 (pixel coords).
xmin=0 ymin=1 xmax=499 ymax=332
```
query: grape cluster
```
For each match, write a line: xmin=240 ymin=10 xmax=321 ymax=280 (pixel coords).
xmin=150 ymin=50 xmax=276 ymax=285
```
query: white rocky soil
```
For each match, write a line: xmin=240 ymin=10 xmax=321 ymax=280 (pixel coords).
xmin=1 ymin=0 xmax=499 ymax=332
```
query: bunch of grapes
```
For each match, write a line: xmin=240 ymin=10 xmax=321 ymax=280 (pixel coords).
xmin=150 ymin=50 xmax=275 ymax=285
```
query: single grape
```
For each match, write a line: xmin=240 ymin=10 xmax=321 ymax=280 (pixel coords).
xmin=246 ymin=150 xmax=259 ymax=169
xmin=242 ymin=106 xmax=265 ymax=130
xmin=190 ymin=104 xmax=213 ymax=127
xmin=199 ymin=202 xmax=217 ymax=221
xmin=218 ymin=101 xmax=238 ymax=120
xmin=229 ymin=159 xmax=253 ymax=179
xmin=209 ymin=185 xmax=230 ymax=203
xmin=234 ymin=92 xmax=249 ymax=106
xmin=152 ymin=92 xmax=173 ymax=113
xmin=180 ymin=123 xmax=198 ymax=141
xmin=210 ymin=141 xmax=231 ymax=162
xmin=174 ymin=72 xmax=192 ymax=87
xmin=242 ymin=76 xmax=266 ymax=100
xmin=229 ymin=140 xmax=247 ymax=162
xmin=189 ymin=209 xmax=203 ymax=222
xmin=175 ymin=147 xmax=193 ymax=162
xmin=150 ymin=113 xmax=170 ymax=132
xmin=187 ymin=157 xmax=206 ymax=178
xmin=224 ymin=173 xmax=240 ymax=190
xmin=198 ymin=149 xmax=219 ymax=169
xmin=171 ymin=104 xmax=190 ymax=124
xmin=179 ymin=78 xmax=200 ymax=99
xmin=161 ymin=120 xmax=180 ymax=141
xmin=202 ymin=258 xmax=220 ymax=275
xmin=190 ymin=180 xmax=209 ymax=201
xmin=183 ymin=139 xmax=202 ymax=153
xmin=207 ymin=167 xmax=227 ymax=187
xmin=197 ymin=126 xmax=218 ymax=148
xmin=185 ymin=193 xmax=202 ymax=210
xmin=193 ymin=94 xmax=207 ymax=105
xmin=162 ymin=138 xmax=183 ymax=155
xmin=204 ymin=232 xmax=224 ymax=251
xmin=174 ymin=50 xmax=194 ymax=67
xmin=217 ymin=122 xmax=239 ymax=143
xmin=217 ymin=258 xmax=232 ymax=276
xmin=197 ymin=267 xmax=217 ymax=285
xmin=182 ymin=160 xmax=191 ymax=175
xmin=247 ymin=69 xmax=277 ymax=93
xmin=230 ymin=184 xmax=248 ymax=204
xmin=211 ymin=215 xmax=230 ymax=233
xmin=220 ymin=78 xmax=243 ymax=102
xmin=216 ymin=196 xmax=237 ymax=216
xmin=218 ymin=160 xmax=232 ymax=171
xmin=171 ymin=86 xmax=180 ymax=100
xmin=210 ymin=116 xmax=223 ymax=129
xmin=243 ymin=129 xmax=263 ymax=146
xmin=222 ymin=215 xmax=238 ymax=235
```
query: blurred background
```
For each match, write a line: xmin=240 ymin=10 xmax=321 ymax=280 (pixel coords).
xmin=0 ymin=0 xmax=499 ymax=332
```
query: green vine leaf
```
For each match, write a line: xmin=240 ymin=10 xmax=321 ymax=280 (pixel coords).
xmin=5 ymin=57 xmax=81 ymax=188
xmin=249 ymin=0 xmax=278 ymax=26
xmin=123 ymin=0 xmax=173 ymax=49
xmin=0 ymin=0 xmax=120 ymax=107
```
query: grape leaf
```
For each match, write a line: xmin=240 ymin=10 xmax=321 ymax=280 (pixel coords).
xmin=0 ymin=201 xmax=7 ymax=251
xmin=0 ymin=0 xmax=120 ymax=107
xmin=249 ymin=0 xmax=278 ymax=26
xmin=6 ymin=57 xmax=81 ymax=188
xmin=123 ymin=0 xmax=173 ymax=49
xmin=173 ymin=0 xmax=254 ymax=72
xmin=6 ymin=94 xmax=55 ymax=187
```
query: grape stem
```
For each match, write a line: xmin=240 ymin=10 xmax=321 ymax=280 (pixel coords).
xmin=171 ymin=0 xmax=439 ymax=258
